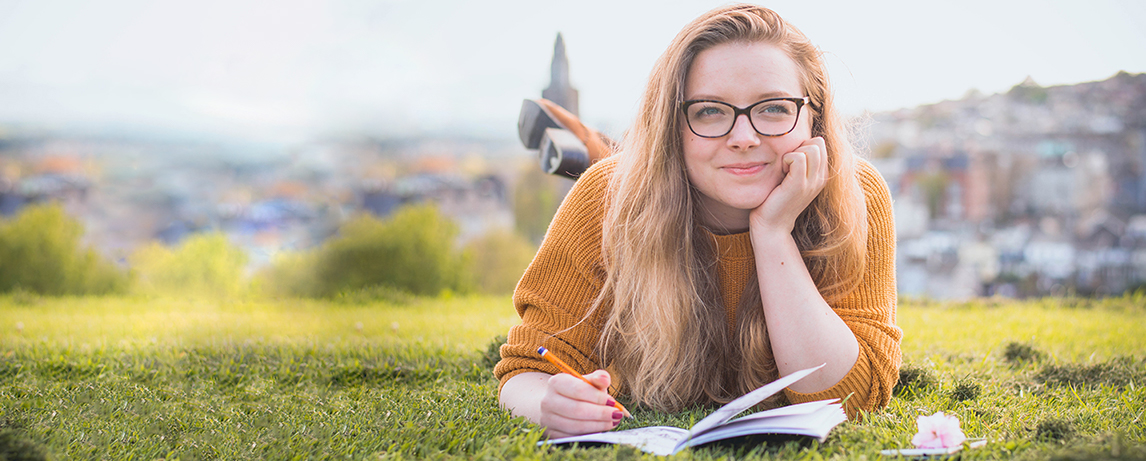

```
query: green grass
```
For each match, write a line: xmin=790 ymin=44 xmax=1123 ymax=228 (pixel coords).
xmin=1 ymin=293 xmax=1144 ymax=460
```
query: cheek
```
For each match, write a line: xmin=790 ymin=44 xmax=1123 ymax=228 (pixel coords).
xmin=772 ymin=117 xmax=814 ymax=153
xmin=681 ymin=133 xmax=707 ymax=170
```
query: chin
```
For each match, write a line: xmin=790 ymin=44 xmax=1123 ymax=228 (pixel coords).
xmin=729 ymin=188 xmax=774 ymax=210
xmin=721 ymin=195 xmax=767 ymax=212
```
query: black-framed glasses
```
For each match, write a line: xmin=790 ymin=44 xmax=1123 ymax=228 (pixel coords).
xmin=681 ymin=96 xmax=810 ymax=138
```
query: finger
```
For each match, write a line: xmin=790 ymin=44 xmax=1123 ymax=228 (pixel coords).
xmin=548 ymin=373 xmax=612 ymax=405
xmin=581 ymin=371 xmax=631 ymax=417
xmin=541 ymin=393 xmax=625 ymax=423
xmin=543 ymin=412 xmax=621 ymax=439
xmin=809 ymin=136 xmax=828 ymax=182
xmin=583 ymin=370 xmax=612 ymax=393
xmin=796 ymin=138 xmax=823 ymax=182
xmin=783 ymin=151 xmax=808 ymax=187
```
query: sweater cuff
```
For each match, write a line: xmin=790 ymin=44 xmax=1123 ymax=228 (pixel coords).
xmin=783 ymin=351 xmax=873 ymax=419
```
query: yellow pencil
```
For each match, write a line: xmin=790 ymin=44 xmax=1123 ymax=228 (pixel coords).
xmin=538 ymin=346 xmax=631 ymax=418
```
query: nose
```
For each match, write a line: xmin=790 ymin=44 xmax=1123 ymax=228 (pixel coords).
xmin=726 ymin=114 xmax=760 ymax=151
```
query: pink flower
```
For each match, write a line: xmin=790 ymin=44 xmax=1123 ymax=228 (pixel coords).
xmin=912 ymin=412 xmax=967 ymax=449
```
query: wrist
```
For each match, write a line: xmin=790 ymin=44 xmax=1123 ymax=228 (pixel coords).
xmin=749 ymin=223 xmax=795 ymax=243
xmin=749 ymin=225 xmax=800 ymax=258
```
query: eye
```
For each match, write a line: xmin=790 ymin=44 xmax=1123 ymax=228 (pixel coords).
xmin=754 ymin=102 xmax=793 ymax=116
xmin=690 ymin=103 xmax=730 ymax=120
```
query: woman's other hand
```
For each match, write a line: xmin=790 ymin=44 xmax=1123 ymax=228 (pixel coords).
xmin=749 ymin=136 xmax=828 ymax=236
xmin=499 ymin=370 xmax=622 ymax=439
xmin=539 ymin=370 xmax=623 ymax=438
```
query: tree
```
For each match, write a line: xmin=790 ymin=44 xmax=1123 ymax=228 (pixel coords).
xmin=0 ymin=203 xmax=127 ymax=295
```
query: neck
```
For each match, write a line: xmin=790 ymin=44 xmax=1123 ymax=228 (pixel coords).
xmin=697 ymin=202 xmax=750 ymax=235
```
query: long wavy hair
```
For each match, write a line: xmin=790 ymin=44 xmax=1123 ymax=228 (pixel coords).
xmin=595 ymin=4 xmax=868 ymax=411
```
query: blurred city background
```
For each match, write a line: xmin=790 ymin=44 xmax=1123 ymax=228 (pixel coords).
xmin=2 ymin=0 xmax=1145 ymax=299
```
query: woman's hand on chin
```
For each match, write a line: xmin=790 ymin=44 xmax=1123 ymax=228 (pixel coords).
xmin=749 ymin=136 xmax=828 ymax=237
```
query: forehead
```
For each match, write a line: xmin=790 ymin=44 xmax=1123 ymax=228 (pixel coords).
xmin=684 ymin=42 xmax=803 ymax=101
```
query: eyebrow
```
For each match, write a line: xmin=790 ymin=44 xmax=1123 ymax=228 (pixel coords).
xmin=685 ymin=90 xmax=798 ymax=101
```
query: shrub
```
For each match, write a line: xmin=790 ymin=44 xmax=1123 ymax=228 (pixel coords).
xmin=1003 ymin=341 xmax=1045 ymax=365
xmin=463 ymin=229 xmax=536 ymax=295
xmin=311 ymin=204 xmax=469 ymax=297
xmin=1035 ymin=418 xmax=1075 ymax=442
xmin=253 ymin=250 xmax=321 ymax=298
xmin=893 ymin=364 xmax=937 ymax=397
xmin=130 ymin=232 xmax=248 ymax=298
xmin=0 ymin=428 xmax=47 ymax=461
xmin=949 ymin=378 xmax=981 ymax=402
xmin=0 ymin=203 xmax=127 ymax=295
xmin=512 ymin=166 xmax=565 ymax=243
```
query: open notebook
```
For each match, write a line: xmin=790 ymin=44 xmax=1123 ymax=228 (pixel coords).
xmin=541 ymin=364 xmax=847 ymax=456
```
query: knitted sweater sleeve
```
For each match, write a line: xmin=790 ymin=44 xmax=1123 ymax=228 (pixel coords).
xmin=493 ymin=158 xmax=616 ymax=393
xmin=783 ymin=157 xmax=903 ymax=417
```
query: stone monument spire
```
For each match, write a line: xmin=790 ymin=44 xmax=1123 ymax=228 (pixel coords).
xmin=542 ymin=33 xmax=579 ymax=116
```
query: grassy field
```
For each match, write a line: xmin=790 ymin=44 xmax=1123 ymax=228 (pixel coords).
xmin=1 ymin=293 xmax=1144 ymax=460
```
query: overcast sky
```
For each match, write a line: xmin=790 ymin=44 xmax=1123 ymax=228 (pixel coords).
xmin=1 ymin=0 xmax=1144 ymax=145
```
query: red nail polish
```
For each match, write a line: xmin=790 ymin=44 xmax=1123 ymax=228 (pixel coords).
xmin=606 ymin=398 xmax=616 ymax=407
xmin=613 ymin=419 xmax=621 ymax=427
xmin=613 ymin=411 xmax=623 ymax=420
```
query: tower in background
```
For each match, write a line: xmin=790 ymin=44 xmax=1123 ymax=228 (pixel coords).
xmin=542 ymin=33 xmax=579 ymax=116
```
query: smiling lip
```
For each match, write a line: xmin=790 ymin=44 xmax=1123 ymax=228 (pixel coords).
xmin=722 ymin=163 xmax=766 ymax=175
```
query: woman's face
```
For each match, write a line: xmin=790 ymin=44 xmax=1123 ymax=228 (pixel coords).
xmin=682 ymin=41 xmax=813 ymax=232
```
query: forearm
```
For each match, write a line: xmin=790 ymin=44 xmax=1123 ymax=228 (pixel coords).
xmin=752 ymin=231 xmax=859 ymax=393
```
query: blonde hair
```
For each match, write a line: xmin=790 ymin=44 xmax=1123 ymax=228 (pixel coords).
xmin=596 ymin=4 xmax=868 ymax=411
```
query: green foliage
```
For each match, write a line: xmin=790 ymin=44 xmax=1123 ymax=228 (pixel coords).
xmin=0 ymin=428 xmax=47 ymax=461
xmin=513 ymin=166 xmax=565 ymax=243
xmin=1008 ymin=79 xmax=1049 ymax=104
xmin=130 ymin=232 xmax=248 ymax=298
xmin=330 ymin=285 xmax=417 ymax=305
xmin=309 ymin=205 xmax=469 ymax=297
xmin=1036 ymin=418 xmax=1076 ymax=442
xmin=252 ymin=250 xmax=321 ymax=298
xmin=0 ymin=203 xmax=127 ymax=295
xmin=1035 ymin=358 xmax=1146 ymax=389
xmin=948 ymin=378 xmax=982 ymax=402
xmin=258 ymin=205 xmax=536 ymax=299
xmin=1004 ymin=341 xmax=1046 ymax=365
xmin=463 ymin=229 xmax=536 ymax=295
xmin=916 ymin=171 xmax=950 ymax=219
xmin=894 ymin=363 xmax=937 ymax=398
xmin=481 ymin=335 xmax=507 ymax=371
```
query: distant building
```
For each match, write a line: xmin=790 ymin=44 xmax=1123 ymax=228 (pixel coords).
xmin=869 ymin=72 xmax=1146 ymax=297
xmin=541 ymin=33 xmax=579 ymax=116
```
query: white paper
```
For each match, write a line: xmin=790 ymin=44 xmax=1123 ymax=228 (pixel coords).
xmin=546 ymin=426 xmax=689 ymax=456
xmin=683 ymin=403 xmax=846 ymax=449
xmin=729 ymin=399 xmax=837 ymax=422
xmin=686 ymin=363 xmax=825 ymax=437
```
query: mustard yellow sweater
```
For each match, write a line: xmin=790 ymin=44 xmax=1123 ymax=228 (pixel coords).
xmin=495 ymin=156 xmax=902 ymax=417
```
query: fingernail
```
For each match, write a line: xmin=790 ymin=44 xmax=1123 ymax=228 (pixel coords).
xmin=613 ymin=419 xmax=620 ymax=427
xmin=613 ymin=411 xmax=623 ymax=420
xmin=606 ymin=398 xmax=616 ymax=407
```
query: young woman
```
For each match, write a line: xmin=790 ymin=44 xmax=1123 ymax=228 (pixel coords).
xmin=495 ymin=4 xmax=901 ymax=438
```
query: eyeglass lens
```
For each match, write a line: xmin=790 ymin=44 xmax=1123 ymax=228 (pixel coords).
xmin=685 ymin=99 xmax=800 ymax=137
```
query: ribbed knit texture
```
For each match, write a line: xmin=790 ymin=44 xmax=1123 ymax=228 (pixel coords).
xmin=495 ymin=155 xmax=902 ymax=418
